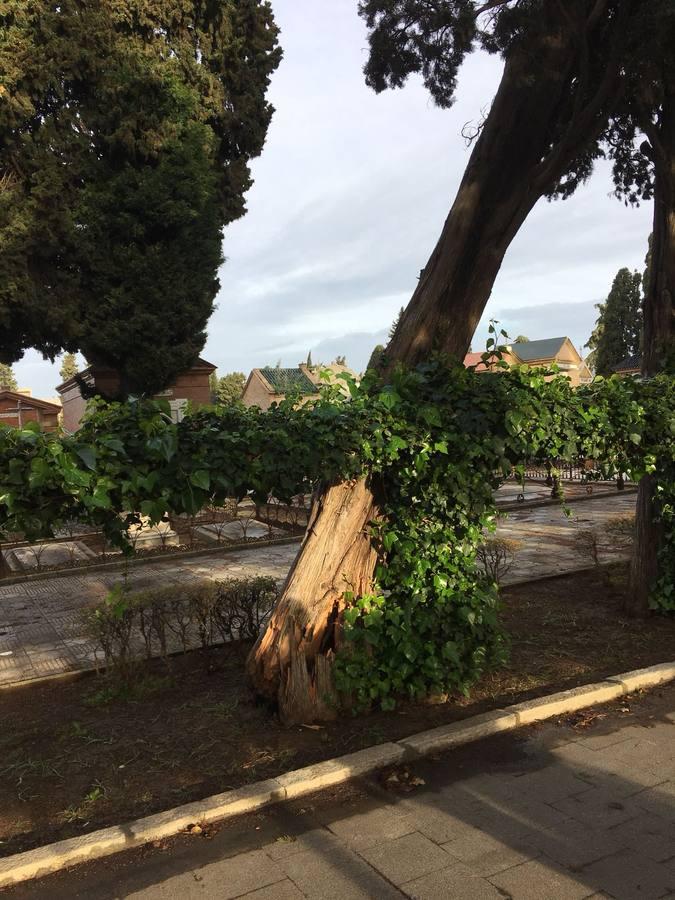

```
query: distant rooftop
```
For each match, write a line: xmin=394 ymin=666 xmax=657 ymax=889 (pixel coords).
xmin=0 ymin=389 xmax=61 ymax=411
xmin=511 ymin=337 xmax=568 ymax=362
xmin=613 ymin=353 xmax=642 ymax=372
xmin=259 ymin=367 xmax=317 ymax=395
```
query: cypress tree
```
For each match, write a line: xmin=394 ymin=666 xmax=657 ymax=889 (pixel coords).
xmin=59 ymin=353 xmax=79 ymax=383
xmin=0 ymin=1 xmax=281 ymax=396
xmin=587 ymin=268 xmax=643 ymax=375
xmin=0 ymin=364 xmax=17 ymax=391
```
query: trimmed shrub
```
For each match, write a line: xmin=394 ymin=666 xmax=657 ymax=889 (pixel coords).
xmin=83 ymin=576 xmax=279 ymax=680
xmin=476 ymin=538 xmax=522 ymax=585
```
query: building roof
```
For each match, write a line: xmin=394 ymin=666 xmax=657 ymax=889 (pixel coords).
xmin=613 ymin=353 xmax=642 ymax=373
xmin=56 ymin=357 xmax=217 ymax=393
xmin=463 ymin=352 xmax=494 ymax=371
xmin=0 ymin=390 xmax=61 ymax=412
xmin=258 ymin=367 xmax=317 ymax=395
xmin=511 ymin=337 xmax=568 ymax=362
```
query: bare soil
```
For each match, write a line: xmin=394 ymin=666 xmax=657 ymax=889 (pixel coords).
xmin=1 ymin=563 xmax=673 ymax=857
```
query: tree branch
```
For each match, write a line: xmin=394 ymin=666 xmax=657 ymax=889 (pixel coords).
xmin=474 ymin=0 xmax=513 ymax=17
xmin=636 ymin=103 xmax=666 ymax=171
xmin=531 ymin=0 xmax=631 ymax=195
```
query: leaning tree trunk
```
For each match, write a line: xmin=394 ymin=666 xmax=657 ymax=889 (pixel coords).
xmin=249 ymin=478 xmax=379 ymax=723
xmin=627 ymin=85 xmax=675 ymax=617
xmin=248 ymin=12 xmax=628 ymax=724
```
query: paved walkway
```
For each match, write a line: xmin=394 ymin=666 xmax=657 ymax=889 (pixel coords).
xmin=10 ymin=680 xmax=675 ymax=898
xmin=0 ymin=493 xmax=636 ymax=687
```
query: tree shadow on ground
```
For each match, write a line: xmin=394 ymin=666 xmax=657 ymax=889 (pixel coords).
xmin=6 ymin=693 xmax=675 ymax=899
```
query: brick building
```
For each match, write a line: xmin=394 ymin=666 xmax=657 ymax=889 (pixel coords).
xmin=242 ymin=363 xmax=357 ymax=411
xmin=464 ymin=337 xmax=593 ymax=387
xmin=612 ymin=353 xmax=642 ymax=378
xmin=0 ymin=390 xmax=61 ymax=432
xmin=57 ymin=358 xmax=216 ymax=433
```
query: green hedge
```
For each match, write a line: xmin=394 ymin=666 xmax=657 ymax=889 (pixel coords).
xmin=2 ymin=349 xmax=674 ymax=707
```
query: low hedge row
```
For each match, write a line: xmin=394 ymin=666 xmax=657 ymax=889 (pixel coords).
xmin=84 ymin=575 xmax=279 ymax=680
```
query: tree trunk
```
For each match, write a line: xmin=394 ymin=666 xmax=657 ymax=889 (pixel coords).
xmin=248 ymin=10 xmax=628 ymax=723
xmin=627 ymin=84 xmax=675 ymax=617
xmin=247 ymin=478 xmax=379 ymax=723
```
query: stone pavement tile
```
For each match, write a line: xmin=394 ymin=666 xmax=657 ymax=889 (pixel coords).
xmin=437 ymin=771 xmax=519 ymax=801
xmin=24 ymin=641 xmax=72 ymax=659
xmin=0 ymin=646 xmax=33 ymax=674
xmin=405 ymin=803 xmax=476 ymax=844
xmin=424 ymin=782 xmax=499 ymax=813
xmin=600 ymin=730 xmax=675 ymax=772
xmin=402 ymin=862 xmax=504 ymax=900
xmin=359 ymin=831 xmax=455 ymax=886
xmin=27 ymin=656 xmax=77 ymax=677
xmin=552 ymin=786 xmax=644 ymax=828
xmin=265 ymin=828 xmax=339 ymax=861
xmin=581 ymin=849 xmax=675 ymax=900
xmin=440 ymin=825 xmax=539 ymax=877
xmin=36 ymin=595 xmax=96 ymax=615
xmin=0 ymin=666 xmax=34 ymax=684
xmin=324 ymin=803 xmax=416 ymax=850
xmin=0 ymin=630 xmax=22 ymax=651
xmin=608 ymin=812 xmax=675 ymax=863
xmin=504 ymin=765 xmax=595 ymax=805
xmin=236 ymin=879 xmax=305 ymax=899
xmin=12 ymin=620 xmax=61 ymax=640
xmin=125 ymin=849 xmax=286 ymax=900
xmin=489 ymin=858 xmax=590 ymax=900
xmin=522 ymin=818 xmax=623 ymax=869
xmin=459 ymin=792 xmax=572 ymax=838
xmin=574 ymin=725 xmax=648 ymax=752
xmin=278 ymin=845 xmax=402 ymax=898
xmin=61 ymin=636 xmax=100 ymax=656
xmin=573 ymin=762 xmax=669 ymax=798
xmin=554 ymin=740 xmax=610 ymax=772
xmin=16 ymin=581 xmax=66 ymax=595
xmin=633 ymin=779 xmax=675 ymax=819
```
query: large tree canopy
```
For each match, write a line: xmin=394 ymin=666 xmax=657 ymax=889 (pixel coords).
xmin=210 ymin=371 xmax=246 ymax=407
xmin=0 ymin=0 xmax=281 ymax=396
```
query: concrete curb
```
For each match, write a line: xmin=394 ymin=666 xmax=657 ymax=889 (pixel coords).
xmin=1 ymin=660 xmax=674 ymax=888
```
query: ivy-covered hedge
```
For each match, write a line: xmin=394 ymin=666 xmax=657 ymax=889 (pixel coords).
xmin=1 ymin=356 xmax=673 ymax=707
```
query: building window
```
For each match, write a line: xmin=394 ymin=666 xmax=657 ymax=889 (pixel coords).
xmin=169 ymin=399 xmax=188 ymax=423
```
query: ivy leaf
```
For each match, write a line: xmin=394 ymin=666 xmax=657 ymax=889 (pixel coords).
xmin=421 ymin=406 xmax=441 ymax=427
xmin=190 ymin=470 xmax=210 ymax=491
xmin=387 ymin=436 xmax=408 ymax=454
xmin=76 ymin=446 xmax=97 ymax=471
xmin=382 ymin=531 xmax=398 ymax=552
xmin=378 ymin=390 xmax=401 ymax=410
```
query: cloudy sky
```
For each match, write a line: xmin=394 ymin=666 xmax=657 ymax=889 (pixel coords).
xmin=15 ymin=0 xmax=653 ymax=397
